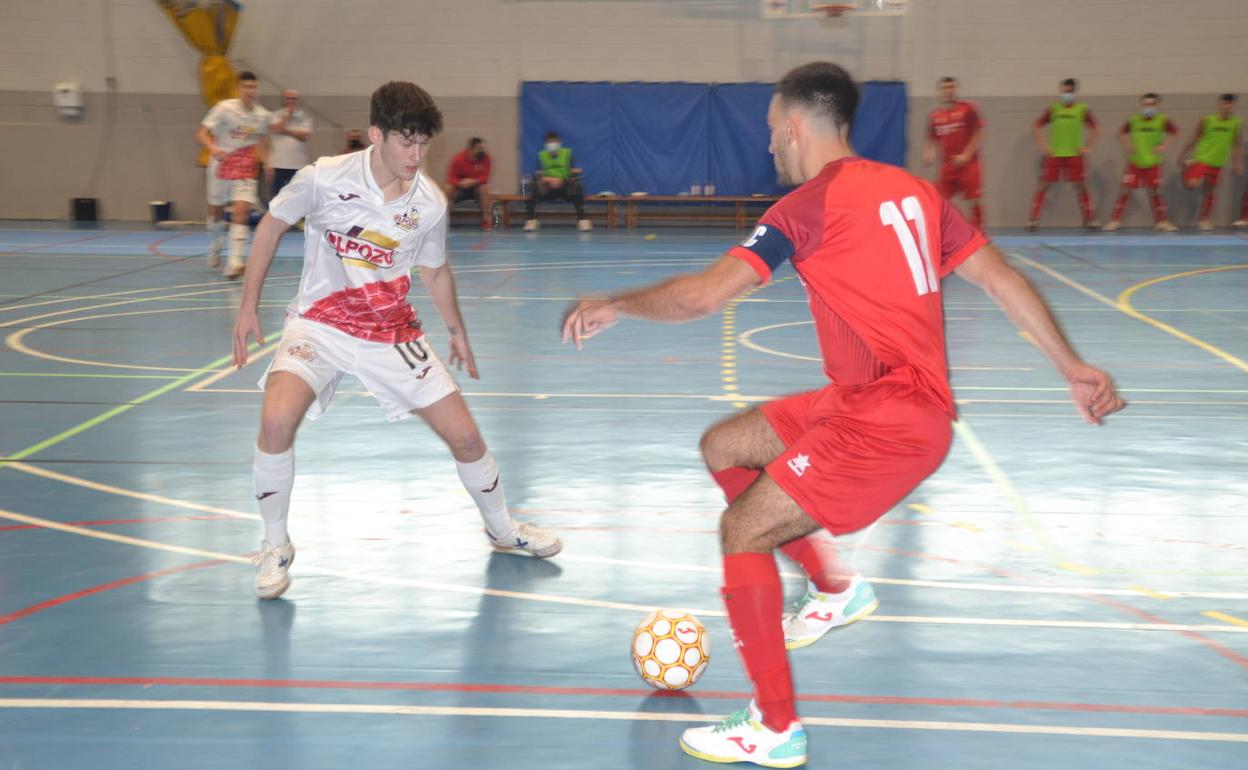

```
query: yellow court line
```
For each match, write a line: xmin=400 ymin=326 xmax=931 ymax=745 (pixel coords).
xmin=6 ymin=305 xmax=239 ymax=372
xmin=0 ymin=279 xmax=247 ymax=314
xmin=950 ymin=420 xmax=1068 ymax=567
xmin=1116 ymin=264 xmax=1248 ymax=375
xmin=5 ymin=462 xmax=257 ymax=520
xmin=0 ymin=699 xmax=1245 ymax=743
xmin=1130 ymin=585 xmax=1175 ymax=601
xmin=183 ymin=341 xmax=281 ymax=392
xmin=1203 ymin=611 xmax=1248 ymax=628
xmin=1012 ymin=255 xmax=1248 ymax=376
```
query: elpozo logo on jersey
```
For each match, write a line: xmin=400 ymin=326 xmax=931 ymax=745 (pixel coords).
xmin=325 ymin=226 xmax=399 ymax=270
xmin=393 ymin=204 xmax=421 ymax=232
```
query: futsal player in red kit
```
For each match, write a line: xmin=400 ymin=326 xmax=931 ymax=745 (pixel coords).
xmin=562 ymin=62 xmax=1125 ymax=767
xmin=924 ymin=76 xmax=985 ymax=227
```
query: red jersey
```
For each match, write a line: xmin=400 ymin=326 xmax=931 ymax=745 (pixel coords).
xmin=928 ymin=101 xmax=982 ymax=159
xmin=729 ymin=158 xmax=987 ymax=417
xmin=447 ymin=149 xmax=491 ymax=186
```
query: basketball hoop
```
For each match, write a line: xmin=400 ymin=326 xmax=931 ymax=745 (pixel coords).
xmin=810 ymin=2 xmax=856 ymax=17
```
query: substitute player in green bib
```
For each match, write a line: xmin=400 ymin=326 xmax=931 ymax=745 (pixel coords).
xmin=1177 ymin=94 xmax=1242 ymax=230
xmin=1104 ymin=93 xmax=1178 ymax=232
xmin=1027 ymin=78 xmax=1099 ymax=231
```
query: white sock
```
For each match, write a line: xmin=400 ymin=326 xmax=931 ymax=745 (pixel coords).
xmin=253 ymin=447 xmax=294 ymax=545
xmin=207 ymin=219 xmax=226 ymax=252
xmin=456 ymin=451 xmax=515 ymax=540
xmin=228 ymin=222 xmax=249 ymax=264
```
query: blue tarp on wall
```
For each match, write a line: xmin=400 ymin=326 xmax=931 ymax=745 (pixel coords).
xmin=520 ymin=80 xmax=907 ymax=196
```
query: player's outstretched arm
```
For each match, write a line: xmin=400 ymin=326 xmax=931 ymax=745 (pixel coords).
xmin=561 ymin=254 xmax=759 ymax=350
xmin=954 ymin=244 xmax=1125 ymax=424
xmin=418 ymin=263 xmax=478 ymax=379
xmin=232 ymin=213 xmax=291 ymax=369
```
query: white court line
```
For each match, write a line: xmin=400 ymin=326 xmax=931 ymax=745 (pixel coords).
xmin=0 ymin=699 xmax=1244 ymax=743
xmin=551 ymin=554 xmax=1248 ymax=600
xmin=3 ymin=507 xmax=1246 ymax=634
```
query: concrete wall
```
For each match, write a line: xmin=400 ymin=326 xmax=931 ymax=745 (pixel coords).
xmin=2 ymin=0 xmax=1245 ymax=224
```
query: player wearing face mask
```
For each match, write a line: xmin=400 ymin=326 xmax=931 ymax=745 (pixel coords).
xmin=525 ymin=131 xmax=591 ymax=232
xmin=1027 ymin=78 xmax=1100 ymax=231
xmin=1104 ymin=93 xmax=1179 ymax=232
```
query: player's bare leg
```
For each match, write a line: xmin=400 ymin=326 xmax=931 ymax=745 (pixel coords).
xmin=206 ymin=203 xmax=226 ymax=267
xmin=225 ymin=198 xmax=251 ymax=278
xmin=252 ymin=372 xmax=317 ymax=599
xmin=700 ymin=408 xmax=873 ymax=648
xmin=680 ymin=476 xmax=815 ymax=767
xmin=412 ymin=391 xmax=561 ymax=557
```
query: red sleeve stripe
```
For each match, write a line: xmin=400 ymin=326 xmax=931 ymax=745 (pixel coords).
xmin=728 ymin=246 xmax=772 ymax=284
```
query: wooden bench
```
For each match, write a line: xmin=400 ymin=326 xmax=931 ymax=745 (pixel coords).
xmin=623 ymin=195 xmax=781 ymax=228
xmin=492 ymin=193 xmax=620 ymax=229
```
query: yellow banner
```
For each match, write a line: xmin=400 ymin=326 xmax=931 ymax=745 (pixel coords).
xmin=156 ymin=1 xmax=242 ymax=164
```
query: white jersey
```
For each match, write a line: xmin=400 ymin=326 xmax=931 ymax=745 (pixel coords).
xmin=268 ymin=147 xmax=448 ymax=344
xmin=201 ymin=98 xmax=271 ymax=156
xmin=269 ymin=107 xmax=313 ymax=170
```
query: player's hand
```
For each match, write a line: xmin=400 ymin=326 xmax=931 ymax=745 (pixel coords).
xmin=1064 ymin=362 xmax=1126 ymax=425
xmin=952 ymin=152 xmax=969 ymax=166
xmin=448 ymin=333 xmax=479 ymax=379
xmin=561 ymin=299 xmax=619 ymax=350
xmin=1079 ymin=146 xmax=1091 ymax=155
xmin=211 ymin=146 xmax=228 ymax=161
xmin=232 ymin=310 xmax=265 ymax=370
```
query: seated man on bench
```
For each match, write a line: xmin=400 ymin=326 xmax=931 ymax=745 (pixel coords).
xmin=445 ymin=137 xmax=493 ymax=231
xmin=525 ymin=131 xmax=591 ymax=232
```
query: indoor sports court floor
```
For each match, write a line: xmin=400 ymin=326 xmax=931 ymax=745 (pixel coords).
xmin=1 ymin=222 xmax=1245 ymax=769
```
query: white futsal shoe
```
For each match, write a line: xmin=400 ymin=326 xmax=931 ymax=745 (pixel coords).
xmin=253 ymin=539 xmax=295 ymax=600
xmin=488 ymin=522 xmax=562 ymax=558
xmin=523 ymin=219 xmax=540 ymax=232
xmin=576 ymin=219 xmax=593 ymax=231
xmin=680 ymin=701 xmax=807 ymax=768
xmin=782 ymin=574 xmax=879 ymax=650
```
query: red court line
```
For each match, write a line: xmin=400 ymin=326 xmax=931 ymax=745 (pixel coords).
xmin=0 ymin=560 xmax=229 ymax=626
xmin=1087 ymin=594 xmax=1248 ymax=672
xmin=147 ymin=232 xmax=191 ymax=260
xmin=2 ymin=232 xmax=117 ymax=255
xmin=0 ymin=514 xmax=229 ymax=532
xmin=0 ymin=675 xmax=1244 ymax=718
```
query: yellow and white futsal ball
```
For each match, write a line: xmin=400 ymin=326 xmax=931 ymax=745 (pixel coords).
xmin=631 ymin=610 xmax=710 ymax=690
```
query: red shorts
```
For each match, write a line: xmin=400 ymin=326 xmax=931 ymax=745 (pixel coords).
xmin=1042 ymin=155 xmax=1085 ymax=182
xmin=939 ymin=160 xmax=982 ymax=200
xmin=1121 ymin=164 xmax=1161 ymax=189
xmin=761 ymin=372 xmax=952 ymax=536
xmin=1183 ymin=162 xmax=1222 ymax=187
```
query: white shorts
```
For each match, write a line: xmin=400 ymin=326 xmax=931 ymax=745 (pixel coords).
xmin=206 ymin=163 xmax=259 ymax=207
xmin=258 ymin=317 xmax=459 ymax=422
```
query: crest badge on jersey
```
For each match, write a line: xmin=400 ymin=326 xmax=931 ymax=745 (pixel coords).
xmin=393 ymin=204 xmax=421 ymax=232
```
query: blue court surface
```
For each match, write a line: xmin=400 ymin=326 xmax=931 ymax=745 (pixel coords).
xmin=0 ymin=223 xmax=1245 ymax=769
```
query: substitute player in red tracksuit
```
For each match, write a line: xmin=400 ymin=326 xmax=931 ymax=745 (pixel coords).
xmin=924 ymin=76 xmax=985 ymax=228
xmin=562 ymin=62 xmax=1125 ymax=769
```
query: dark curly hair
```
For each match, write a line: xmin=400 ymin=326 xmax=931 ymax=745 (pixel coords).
xmin=369 ymin=81 xmax=443 ymax=140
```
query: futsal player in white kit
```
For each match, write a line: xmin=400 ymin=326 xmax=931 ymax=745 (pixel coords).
xmin=231 ymin=81 xmax=562 ymax=600
xmin=196 ymin=70 xmax=271 ymax=278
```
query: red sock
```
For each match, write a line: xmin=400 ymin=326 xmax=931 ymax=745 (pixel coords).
xmin=779 ymin=534 xmax=850 ymax=593
xmin=1240 ymin=190 xmax=1248 ymax=220
xmin=1078 ymin=188 xmax=1094 ymax=223
xmin=970 ymin=202 xmax=983 ymax=229
xmin=711 ymin=467 xmax=760 ymax=504
xmin=1028 ymin=188 xmax=1046 ymax=221
xmin=1150 ymin=192 xmax=1167 ymax=222
xmin=1200 ymin=188 xmax=1216 ymax=220
xmin=722 ymin=553 xmax=795 ymax=732
xmin=1111 ymin=192 xmax=1129 ymax=223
